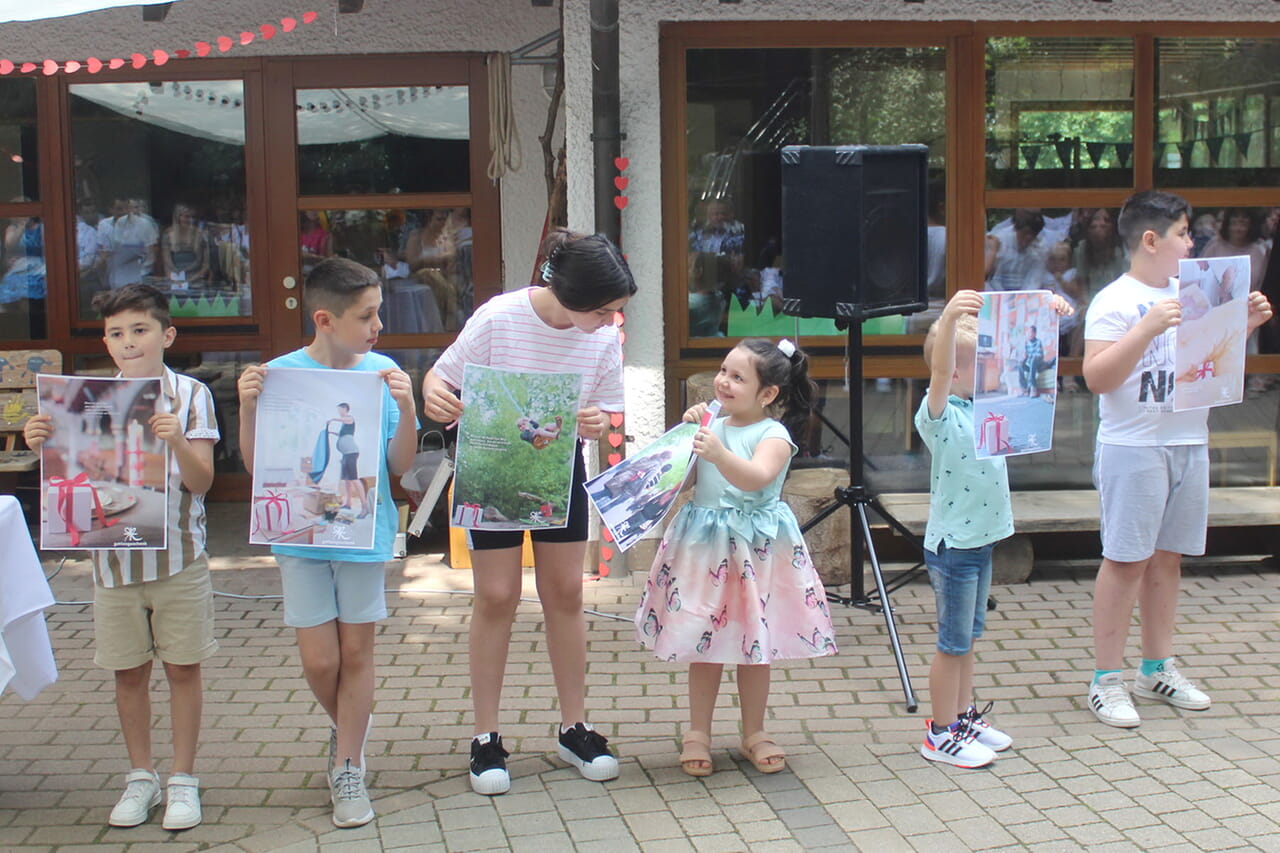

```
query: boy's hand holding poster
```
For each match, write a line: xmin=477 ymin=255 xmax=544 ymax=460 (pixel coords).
xmin=249 ymin=367 xmax=383 ymax=549
xmin=37 ymin=375 xmax=168 ymax=549
xmin=973 ymin=290 xmax=1059 ymax=459
xmin=586 ymin=400 xmax=721 ymax=552
xmin=452 ymin=365 xmax=581 ymax=531
xmin=1175 ymin=256 xmax=1249 ymax=411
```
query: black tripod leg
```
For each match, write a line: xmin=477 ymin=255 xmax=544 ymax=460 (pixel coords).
xmin=856 ymin=503 xmax=919 ymax=713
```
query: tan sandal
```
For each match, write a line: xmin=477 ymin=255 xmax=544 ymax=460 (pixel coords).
xmin=679 ymin=730 xmax=713 ymax=777
xmin=739 ymin=731 xmax=786 ymax=773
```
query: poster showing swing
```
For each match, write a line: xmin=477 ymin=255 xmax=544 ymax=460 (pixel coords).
xmin=36 ymin=375 xmax=168 ymax=550
xmin=248 ymin=367 xmax=384 ymax=549
xmin=452 ymin=365 xmax=581 ymax=531
xmin=972 ymin=290 xmax=1059 ymax=459
xmin=1174 ymin=255 xmax=1250 ymax=411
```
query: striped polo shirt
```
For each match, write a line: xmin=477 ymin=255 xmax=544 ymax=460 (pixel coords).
xmin=432 ymin=286 xmax=625 ymax=411
xmin=93 ymin=366 xmax=221 ymax=588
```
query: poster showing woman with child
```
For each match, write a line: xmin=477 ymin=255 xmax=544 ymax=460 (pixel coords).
xmin=248 ymin=367 xmax=384 ymax=548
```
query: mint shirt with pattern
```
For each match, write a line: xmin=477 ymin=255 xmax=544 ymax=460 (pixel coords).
xmin=913 ymin=394 xmax=1014 ymax=553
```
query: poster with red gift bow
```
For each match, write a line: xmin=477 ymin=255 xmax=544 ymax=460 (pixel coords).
xmin=36 ymin=375 xmax=167 ymax=550
xmin=972 ymin=290 xmax=1059 ymax=459
xmin=1175 ymin=256 xmax=1249 ymax=411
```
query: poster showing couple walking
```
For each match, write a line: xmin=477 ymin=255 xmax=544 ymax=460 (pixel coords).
xmin=248 ymin=368 xmax=383 ymax=549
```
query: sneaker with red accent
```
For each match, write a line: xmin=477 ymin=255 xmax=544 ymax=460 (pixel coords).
xmin=920 ymin=719 xmax=996 ymax=769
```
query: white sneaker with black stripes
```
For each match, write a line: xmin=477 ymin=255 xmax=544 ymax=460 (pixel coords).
xmin=920 ymin=719 xmax=996 ymax=769
xmin=1132 ymin=659 xmax=1210 ymax=711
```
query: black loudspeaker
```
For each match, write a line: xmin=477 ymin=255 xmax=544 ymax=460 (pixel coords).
xmin=780 ymin=144 xmax=928 ymax=321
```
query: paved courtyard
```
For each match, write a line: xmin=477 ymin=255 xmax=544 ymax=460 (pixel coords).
xmin=2 ymin=508 xmax=1279 ymax=852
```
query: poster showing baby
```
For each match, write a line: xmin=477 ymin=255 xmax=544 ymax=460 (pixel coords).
xmin=36 ymin=375 xmax=168 ymax=550
xmin=1175 ymin=256 xmax=1249 ymax=411
xmin=249 ymin=367 xmax=384 ymax=548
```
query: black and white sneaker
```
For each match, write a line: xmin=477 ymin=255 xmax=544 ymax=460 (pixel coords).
xmin=557 ymin=723 xmax=619 ymax=782
xmin=470 ymin=732 xmax=511 ymax=796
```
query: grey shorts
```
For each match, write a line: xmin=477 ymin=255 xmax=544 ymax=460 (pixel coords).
xmin=275 ymin=554 xmax=387 ymax=628
xmin=1093 ymin=442 xmax=1209 ymax=562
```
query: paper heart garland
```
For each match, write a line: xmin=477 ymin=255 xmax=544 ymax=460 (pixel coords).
xmin=614 ymin=197 xmax=628 ymax=210
xmin=602 ymin=528 xmax=614 ymax=542
xmin=607 ymin=432 xmax=623 ymax=448
xmin=42 ymin=59 xmax=59 ymax=75
xmin=614 ymin=176 xmax=629 ymax=191
xmin=614 ymin=157 xmax=629 ymax=171
xmin=152 ymin=50 xmax=169 ymax=66
xmin=0 ymin=60 xmax=14 ymax=75
xmin=600 ymin=546 xmax=614 ymax=561
xmin=609 ymin=413 xmax=624 ymax=428
xmin=608 ymin=453 xmax=622 ymax=466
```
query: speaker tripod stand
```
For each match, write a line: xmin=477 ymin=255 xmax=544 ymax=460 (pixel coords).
xmin=798 ymin=318 xmax=919 ymax=712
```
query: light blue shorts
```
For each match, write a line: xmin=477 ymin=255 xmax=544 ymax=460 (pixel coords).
xmin=275 ymin=555 xmax=387 ymax=628
xmin=1093 ymin=442 xmax=1209 ymax=562
xmin=925 ymin=542 xmax=994 ymax=656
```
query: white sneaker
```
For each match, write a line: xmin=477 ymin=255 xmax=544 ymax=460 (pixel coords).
xmin=1133 ymin=659 xmax=1211 ymax=711
xmin=328 ymin=713 xmax=376 ymax=776
xmin=920 ymin=720 xmax=996 ymax=769
xmin=330 ymin=759 xmax=374 ymax=828
xmin=962 ymin=704 xmax=1013 ymax=752
xmin=162 ymin=774 xmax=202 ymax=831
xmin=1088 ymin=672 xmax=1141 ymax=728
xmin=108 ymin=768 xmax=161 ymax=827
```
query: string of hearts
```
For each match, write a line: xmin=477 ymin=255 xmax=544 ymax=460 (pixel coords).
xmin=0 ymin=10 xmax=319 ymax=76
xmin=599 ymin=155 xmax=630 ymax=576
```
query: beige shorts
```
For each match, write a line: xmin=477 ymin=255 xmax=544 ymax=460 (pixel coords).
xmin=93 ymin=555 xmax=218 ymax=670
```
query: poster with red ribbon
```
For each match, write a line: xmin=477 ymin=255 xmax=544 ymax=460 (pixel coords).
xmin=36 ymin=375 xmax=167 ymax=549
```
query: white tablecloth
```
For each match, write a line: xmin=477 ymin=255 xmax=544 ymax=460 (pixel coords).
xmin=0 ymin=496 xmax=57 ymax=699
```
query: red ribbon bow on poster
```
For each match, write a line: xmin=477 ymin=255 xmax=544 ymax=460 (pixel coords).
xmin=0 ymin=10 xmax=318 ymax=76
xmin=251 ymin=489 xmax=293 ymax=537
xmin=978 ymin=412 xmax=1012 ymax=453
xmin=1195 ymin=360 xmax=1215 ymax=380
xmin=49 ymin=472 xmax=116 ymax=547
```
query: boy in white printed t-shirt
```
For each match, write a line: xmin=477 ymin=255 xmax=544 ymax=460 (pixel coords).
xmin=25 ymin=284 xmax=219 ymax=831
xmin=1082 ymin=190 xmax=1272 ymax=728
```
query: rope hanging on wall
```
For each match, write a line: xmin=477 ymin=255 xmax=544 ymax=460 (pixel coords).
xmin=486 ymin=51 xmax=522 ymax=182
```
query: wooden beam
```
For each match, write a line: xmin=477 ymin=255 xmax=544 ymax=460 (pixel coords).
xmin=142 ymin=3 xmax=171 ymax=22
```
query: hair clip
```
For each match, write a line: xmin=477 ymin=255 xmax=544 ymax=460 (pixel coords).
xmin=777 ymin=338 xmax=796 ymax=358
xmin=539 ymin=259 xmax=553 ymax=282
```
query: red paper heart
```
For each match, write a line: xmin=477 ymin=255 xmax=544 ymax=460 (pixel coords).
xmin=608 ymin=453 xmax=622 ymax=466
xmin=107 ymin=58 xmax=125 ymax=70
xmin=152 ymin=49 xmax=169 ymax=66
xmin=609 ymin=412 xmax=624 ymax=428
xmin=613 ymin=196 xmax=628 ymax=210
xmin=42 ymin=59 xmax=59 ymax=75
xmin=601 ymin=546 xmax=614 ymax=561
xmin=614 ymin=157 xmax=629 ymax=171
xmin=195 ymin=41 xmax=211 ymax=57
xmin=607 ymin=432 xmax=623 ymax=447
xmin=217 ymin=36 xmax=233 ymax=52
xmin=174 ymin=49 xmax=190 ymax=59
xmin=614 ymin=176 xmax=629 ymax=191
xmin=601 ymin=528 xmax=614 ymax=542
xmin=85 ymin=57 xmax=101 ymax=73
xmin=260 ymin=24 xmax=277 ymax=40
xmin=0 ymin=60 xmax=14 ymax=75
xmin=598 ymin=563 xmax=610 ymax=578
xmin=239 ymin=31 xmax=254 ymax=46
xmin=130 ymin=53 xmax=147 ymax=68
xmin=303 ymin=11 xmax=318 ymax=24
xmin=20 ymin=62 xmax=36 ymax=73
xmin=281 ymin=16 xmax=297 ymax=32
xmin=63 ymin=60 xmax=82 ymax=74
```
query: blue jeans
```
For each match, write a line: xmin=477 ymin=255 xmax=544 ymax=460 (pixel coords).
xmin=925 ymin=542 xmax=993 ymax=656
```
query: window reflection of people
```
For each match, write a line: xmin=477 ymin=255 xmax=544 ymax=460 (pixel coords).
xmin=1071 ymin=208 xmax=1128 ymax=303
xmin=1042 ymin=240 xmax=1082 ymax=358
xmin=162 ymin=203 xmax=211 ymax=288
xmin=103 ymin=198 xmax=160 ymax=289
xmin=406 ymin=208 xmax=460 ymax=330
xmin=0 ymin=209 xmax=46 ymax=336
xmin=329 ymin=403 xmax=370 ymax=519
xmin=687 ymin=198 xmax=744 ymax=335
xmin=299 ymin=210 xmax=331 ymax=274
xmin=1200 ymin=208 xmax=1267 ymax=293
xmin=984 ymin=208 xmax=1047 ymax=292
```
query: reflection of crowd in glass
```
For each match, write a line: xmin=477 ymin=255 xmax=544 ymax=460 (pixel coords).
xmin=298 ymin=207 xmax=474 ymax=335
xmin=985 ymin=206 xmax=1280 ymax=374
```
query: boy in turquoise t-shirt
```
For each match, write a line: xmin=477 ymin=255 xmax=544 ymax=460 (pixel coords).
xmin=238 ymin=257 xmax=418 ymax=828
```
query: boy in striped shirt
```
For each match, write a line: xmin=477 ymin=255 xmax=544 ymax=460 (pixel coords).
xmin=25 ymin=284 xmax=219 ymax=831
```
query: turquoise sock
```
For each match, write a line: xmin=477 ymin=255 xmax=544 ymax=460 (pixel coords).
xmin=1093 ymin=668 xmax=1122 ymax=683
xmin=1140 ymin=658 xmax=1168 ymax=676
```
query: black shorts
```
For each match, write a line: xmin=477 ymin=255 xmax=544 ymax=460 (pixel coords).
xmin=340 ymin=452 xmax=359 ymax=481
xmin=468 ymin=441 xmax=589 ymax=550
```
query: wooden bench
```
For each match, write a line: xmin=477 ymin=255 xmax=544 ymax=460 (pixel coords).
xmin=0 ymin=349 xmax=62 ymax=475
xmin=875 ymin=487 xmax=1280 ymax=583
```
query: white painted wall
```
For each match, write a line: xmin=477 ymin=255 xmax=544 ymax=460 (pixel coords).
xmin=561 ymin=0 xmax=1279 ymax=445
